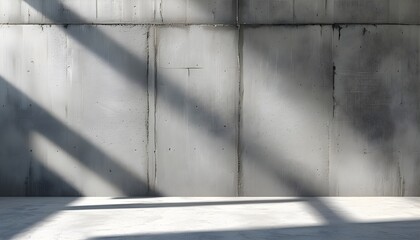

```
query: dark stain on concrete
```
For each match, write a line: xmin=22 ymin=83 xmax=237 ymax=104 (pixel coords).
xmin=343 ymin=75 xmax=395 ymax=141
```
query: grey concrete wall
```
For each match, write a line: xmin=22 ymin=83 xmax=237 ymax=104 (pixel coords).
xmin=154 ymin=26 xmax=239 ymax=196
xmin=0 ymin=0 xmax=236 ymax=24
xmin=3 ymin=0 xmax=420 ymax=25
xmin=0 ymin=25 xmax=150 ymax=196
xmin=331 ymin=25 xmax=420 ymax=196
xmin=240 ymin=0 xmax=420 ymax=24
xmin=241 ymin=26 xmax=333 ymax=196
xmin=0 ymin=0 xmax=420 ymax=196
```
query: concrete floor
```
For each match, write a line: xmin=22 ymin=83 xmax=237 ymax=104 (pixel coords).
xmin=0 ymin=197 xmax=419 ymax=239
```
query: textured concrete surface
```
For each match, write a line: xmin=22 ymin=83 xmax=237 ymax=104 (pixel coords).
xmin=158 ymin=0 xmax=236 ymax=24
xmin=0 ymin=197 xmax=419 ymax=239
xmin=241 ymin=26 xmax=333 ymax=196
xmin=0 ymin=25 xmax=149 ymax=196
xmin=4 ymin=0 xmax=420 ymax=25
xmin=240 ymin=0 xmax=420 ymax=24
xmin=155 ymin=26 xmax=239 ymax=196
xmin=1 ymin=1 xmax=420 ymax=197
xmin=0 ymin=0 xmax=236 ymax=24
xmin=331 ymin=25 xmax=420 ymax=196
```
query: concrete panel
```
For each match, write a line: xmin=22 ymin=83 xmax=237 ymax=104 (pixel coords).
xmin=159 ymin=0 xmax=237 ymax=24
xmin=0 ymin=0 xmax=236 ymax=24
xmin=239 ymin=0 xmax=295 ymax=24
xmin=0 ymin=0 xmax=154 ymax=24
xmin=239 ymin=0 xmax=420 ymax=24
xmin=2 ymin=0 xmax=420 ymax=24
xmin=0 ymin=0 xmax=98 ymax=24
xmin=239 ymin=0 xmax=333 ymax=24
xmin=155 ymin=26 xmax=239 ymax=196
xmin=331 ymin=25 xmax=420 ymax=196
xmin=294 ymin=0 xmax=331 ymax=23
xmin=0 ymin=25 xmax=149 ymax=196
xmin=332 ymin=0 xmax=389 ymax=23
xmin=333 ymin=0 xmax=420 ymax=24
xmin=388 ymin=0 xmax=420 ymax=24
xmin=241 ymin=26 xmax=333 ymax=196
xmin=95 ymin=0 xmax=155 ymax=23
xmin=0 ymin=25 xmax=75 ymax=196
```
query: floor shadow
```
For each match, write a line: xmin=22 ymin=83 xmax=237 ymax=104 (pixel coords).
xmin=0 ymin=197 xmax=76 ymax=239
xmin=88 ymin=219 xmax=420 ymax=240
xmin=0 ymin=74 xmax=155 ymax=238
xmin=65 ymin=198 xmax=303 ymax=210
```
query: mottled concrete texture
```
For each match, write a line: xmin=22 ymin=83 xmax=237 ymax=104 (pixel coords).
xmin=240 ymin=25 xmax=420 ymax=196
xmin=241 ymin=26 xmax=333 ymax=196
xmin=331 ymin=25 xmax=420 ymax=196
xmin=155 ymin=26 xmax=239 ymax=196
xmin=240 ymin=0 xmax=420 ymax=24
xmin=0 ymin=25 xmax=149 ymax=196
xmin=158 ymin=0 xmax=237 ymax=24
xmin=0 ymin=0 xmax=236 ymax=24
xmin=1 ymin=0 xmax=420 ymax=197
xmin=1 ymin=197 xmax=420 ymax=239
xmin=2 ymin=0 xmax=420 ymax=25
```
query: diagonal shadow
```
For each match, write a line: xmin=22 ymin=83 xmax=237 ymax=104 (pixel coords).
xmin=0 ymin=75 xmax=152 ymax=196
xmin=331 ymin=25 xmax=420 ymax=195
xmin=88 ymin=219 xmax=420 ymax=240
xmin=20 ymin=0 xmax=349 ymax=225
xmin=0 ymin=197 xmax=77 ymax=240
xmin=0 ymin=73 xmax=156 ymax=238
xmin=22 ymin=0 xmax=329 ymax=198
xmin=2 ymin=2 xmax=417 ymax=240
xmin=64 ymin=198 xmax=303 ymax=210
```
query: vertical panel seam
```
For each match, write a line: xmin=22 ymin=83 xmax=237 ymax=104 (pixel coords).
xmin=237 ymin=24 xmax=244 ymax=197
xmin=153 ymin=26 xmax=158 ymax=192
xmin=146 ymin=26 xmax=151 ymax=194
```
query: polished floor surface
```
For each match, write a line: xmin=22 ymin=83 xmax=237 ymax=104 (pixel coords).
xmin=1 ymin=197 xmax=420 ymax=239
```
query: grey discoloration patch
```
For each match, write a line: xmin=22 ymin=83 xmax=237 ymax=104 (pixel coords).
xmin=339 ymin=74 xmax=395 ymax=141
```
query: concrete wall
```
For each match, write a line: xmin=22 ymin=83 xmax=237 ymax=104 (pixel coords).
xmin=0 ymin=0 xmax=419 ymax=196
xmin=0 ymin=0 xmax=236 ymax=24
xmin=331 ymin=25 xmax=420 ymax=196
xmin=241 ymin=26 xmax=333 ymax=196
xmin=154 ymin=26 xmax=239 ymax=196
xmin=240 ymin=0 xmax=420 ymax=24
xmin=0 ymin=25 xmax=150 ymax=196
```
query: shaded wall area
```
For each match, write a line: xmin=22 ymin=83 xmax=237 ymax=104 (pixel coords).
xmin=0 ymin=0 xmax=419 ymax=196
